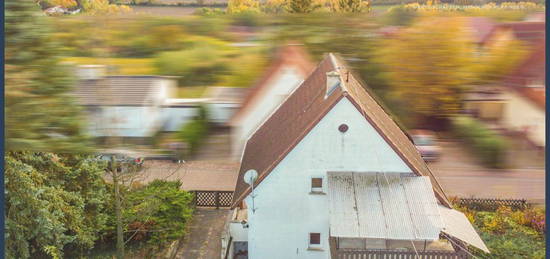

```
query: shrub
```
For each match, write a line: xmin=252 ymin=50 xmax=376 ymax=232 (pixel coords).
xmin=450 ymin=116 xmax=509 ymax=168
xmin=177 ymin=105 xmax=210 ymax=157
xmin=384 ymin=5 xmax=418 ymax=26
xmin=121 ymin=180 xmax=195 ymax=248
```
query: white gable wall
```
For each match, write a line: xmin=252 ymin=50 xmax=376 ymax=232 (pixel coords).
xmin=232 ymin=66 xmax=305 ymax=160
xmin=245 ymin=97 xmax=412 ymax=259
xmin=501 ymin=90 xmax=545 ymax=146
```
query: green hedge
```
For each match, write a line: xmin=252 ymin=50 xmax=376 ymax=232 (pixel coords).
xmin=450 ymin=116 xmax=509 ymax=168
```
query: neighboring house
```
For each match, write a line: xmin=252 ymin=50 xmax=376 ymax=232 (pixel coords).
xmin=160 ymin=98 xmax=206 ymax=132
xmin=464 ymin=21 xmax=545 ymax=148
xmin=481 ymin=21 xmax=545 ymax=47
xmin=73 ymin=65 xmax=178 ymax=142
xmin=223 ymin=54 xmax=488 ymax=259
xmin=228 ymin=44 xmax=315 ymax=160
xmin=203 ymin=87 xmax=247 ymax=125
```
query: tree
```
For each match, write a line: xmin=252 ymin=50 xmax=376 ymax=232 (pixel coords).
xmin=287 ymin=0 xmax=319 ymax=13
xmin=473 ymin=37 xmax=528 ymax=85
xmin=376 ymin=17 xmax=475 ymax=124
xmin=226 ymin=0 xmax=260 ymax=14
xmin=331 ymin=0 xmax=370 ymax=13
xmin=5 ymin=0 xmax=91 ymax=152
xmin=5 ymin=152 xmax=109 ymax=258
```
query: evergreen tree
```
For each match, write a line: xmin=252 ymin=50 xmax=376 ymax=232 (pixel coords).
xmin=5 ymin=152 xmax=109 ymax=258
xmin=5 ymin=0 xmax=91 ymax=152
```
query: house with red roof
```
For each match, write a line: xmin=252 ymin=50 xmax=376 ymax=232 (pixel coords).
xmin=464 ymin=21 xmax=545 ymax=148
xmin=228 ymin=44 xmax=315 ymax=160
xmin=222 ymin=53 xmax=488 ymax=259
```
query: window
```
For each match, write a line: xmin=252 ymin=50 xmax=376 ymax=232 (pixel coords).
xmin=309 ymin=233 xmax=321 ymax=245
xmin=311 ymin=177 xmax=323 ymax=194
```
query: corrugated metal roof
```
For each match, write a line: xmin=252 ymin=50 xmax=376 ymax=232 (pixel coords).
xmin=439 ymin=205 xmax=490 ymax=253
xmin=327 ymin=172 xmax=443 ymax=241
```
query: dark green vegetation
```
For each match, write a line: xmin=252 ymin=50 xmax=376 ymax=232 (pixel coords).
xmin=5 ymin=152 xmax=109 ymax=258
xmin=177 ymin=105 xmax=210 ymax=156
xmin=5 ymin=152 xmax=195 ymax=258
xmin=450 ymin=116 xmax=509 ymax=168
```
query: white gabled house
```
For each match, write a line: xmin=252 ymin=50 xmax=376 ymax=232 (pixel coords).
xmin=223 ymin=54 xmax=488 ymax=259
xmin=228 ymin=44 xmax=315 ymax=161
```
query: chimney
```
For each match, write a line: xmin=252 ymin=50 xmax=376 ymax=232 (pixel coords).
xmin=326 ymin=70 xmax=341 ymax=96
xmin=77 ymin=65 xmax=106 ymax=80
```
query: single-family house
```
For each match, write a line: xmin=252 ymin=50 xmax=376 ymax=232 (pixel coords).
xmin=73 ymin=65 xmax=178 ymax=143
xmin=464 ymin=21 xmax=545 ymax=148
xmin=223 ymin=54 xmax=488 ymax=259
xmin=228 ymin=44 xmax=315 ymax=160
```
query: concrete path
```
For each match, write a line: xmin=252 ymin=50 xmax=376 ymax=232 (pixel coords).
xmin=175 ymin=208 xmax=230 ymax=259
xmin=428 ymin=140 xmax=545 ymax=204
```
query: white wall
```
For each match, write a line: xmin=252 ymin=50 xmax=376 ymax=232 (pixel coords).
xmin=232 ymin=66 xmax=304 ymax=160
xmin=501 ymin=90 xmax=545 ymax=146
xmin=208 ymin=103 xmax=241 ymax=124
xmin=87 ymin=106 xmax=162 ymax=137
xmin=160 ymin=107 xmax=198 ymax=132
xmin=245 ymin=97 xmax=412 ymax=259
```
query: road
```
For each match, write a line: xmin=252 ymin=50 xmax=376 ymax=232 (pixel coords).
xmin=428 ymin=140 xmax=545 ymax=204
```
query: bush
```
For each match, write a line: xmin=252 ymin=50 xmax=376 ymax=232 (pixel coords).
xmin=177 ymin=105 xmax=209 ymax=157
xmin=450 ymin=116 xmax=509 ymax=168
xmin=120 ymin=180 xmax=195 ymax=249
xmin=384 ymin=5 xmax=418 ymax=26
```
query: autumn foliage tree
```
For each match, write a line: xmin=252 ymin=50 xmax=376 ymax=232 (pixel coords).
xmin=376 ymin=17 xmax=475 ymax=125
xmin=331 ymin=0 xmax=370 ymax=13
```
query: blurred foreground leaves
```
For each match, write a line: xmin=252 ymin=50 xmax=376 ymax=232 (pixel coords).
xmin=6 ymin=0 xmax=91 ymax=153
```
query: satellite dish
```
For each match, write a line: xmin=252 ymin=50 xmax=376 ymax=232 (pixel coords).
xmin=244 ymin=169 xmax=258 ymax=185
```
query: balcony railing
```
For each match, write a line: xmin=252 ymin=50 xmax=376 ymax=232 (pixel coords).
xmin=332 ymin=249 xmax=469 ymax=259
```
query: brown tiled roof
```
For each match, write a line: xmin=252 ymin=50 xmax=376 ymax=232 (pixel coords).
xmin=74 ymin=76 xmax=170 ymax=106
xmin=466 ymin=17 xmax=496 ymax=44
xmin=502 ymin=39 xmax=545 ymax=109
xmin=231 ymin=53 xmax=451 ymax=208
xmin=229 ymin=44 xmax=315 ymax=126
xmin=483 ymin=21 xmax=545 ymax=46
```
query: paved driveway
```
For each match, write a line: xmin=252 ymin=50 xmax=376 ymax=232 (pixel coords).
xmin=137 ymin=160 xmax=239 ymax=191
xmin=428 ymin=140 xmax=545 ymax=203
xmin=175 ymin=208 xmax=230 ymax=259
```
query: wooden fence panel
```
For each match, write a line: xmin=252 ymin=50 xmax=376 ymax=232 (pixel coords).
xmin=191 ymin=190 xmax=234 ymax=208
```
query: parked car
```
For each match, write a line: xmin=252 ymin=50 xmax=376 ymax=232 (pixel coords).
xmin=97 ymin=149 xmax=145 ymax=172
xmin=409 ymin=130 xmax=441 ymax=162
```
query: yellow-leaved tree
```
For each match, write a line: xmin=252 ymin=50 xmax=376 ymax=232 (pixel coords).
xmin=227 ymin=0 xmax=260 ymax=14
xmin=376 ymin=17 xmax=475 ymax=122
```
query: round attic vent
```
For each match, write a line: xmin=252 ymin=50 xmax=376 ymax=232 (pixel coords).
xmin=338 ymin=124 xmax=349 ymax=133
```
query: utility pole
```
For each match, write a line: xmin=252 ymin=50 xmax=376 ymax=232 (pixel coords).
xmin=110 ymin=157 xmax=125 ymax=259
